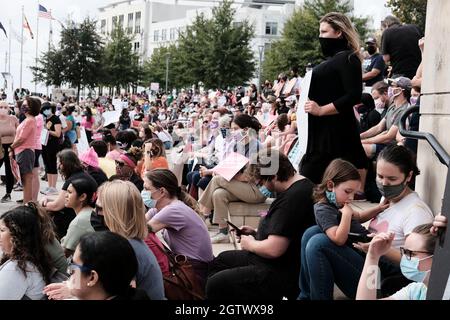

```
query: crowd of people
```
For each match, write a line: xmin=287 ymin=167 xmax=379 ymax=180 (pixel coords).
xmin=0 ymin=11 xmax=448 ymax=301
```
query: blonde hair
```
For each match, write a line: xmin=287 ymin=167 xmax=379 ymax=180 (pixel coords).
xmin=98 ymin=180 xmax=148 ymax=240
xmin=320 ymin=12 xmax=362 ymax=61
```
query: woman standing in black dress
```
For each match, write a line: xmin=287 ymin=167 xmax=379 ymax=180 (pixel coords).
xmin=301 ymin=12 xmax=367 ymax=187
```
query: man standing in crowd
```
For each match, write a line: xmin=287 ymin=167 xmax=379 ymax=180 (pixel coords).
xmin=381 ymin=15 xmax=422 ymax=79
xmin=363 ymin=37 xmax=386 ymax=87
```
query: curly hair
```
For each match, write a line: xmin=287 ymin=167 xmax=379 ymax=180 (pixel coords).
xmin=125 ymin=146 xmax=144 ymax=165
xmin=0 ymin=206 xmax=53 ymax=284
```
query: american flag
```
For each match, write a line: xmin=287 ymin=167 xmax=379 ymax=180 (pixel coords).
xmin=38 ymin=4 xmax=53 ymax=19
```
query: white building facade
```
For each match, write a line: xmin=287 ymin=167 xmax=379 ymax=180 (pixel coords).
xmin=97 ymin=1 xmax=294 ymax=73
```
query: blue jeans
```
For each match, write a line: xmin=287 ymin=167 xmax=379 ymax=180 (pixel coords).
xmin=298 ymin=226 xmax=402 ymax=300
xmin=186 ymin=171 xmax=212 ymax=190
xmin=298 ymin=226 xmax=365 ymax=300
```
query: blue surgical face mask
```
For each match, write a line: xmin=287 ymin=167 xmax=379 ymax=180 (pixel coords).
xmin=400 ymin=255 xmax=433 ymax=282
xmin=325 ymin=190 xmax=339 ymax=207
xmin=141 ymin=190 xmax=155 ymax=208
xmin=43 ymin=109 xmax=52 ymax=117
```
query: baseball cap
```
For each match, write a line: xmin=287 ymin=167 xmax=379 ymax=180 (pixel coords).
xmin=365 ymin=37 xmax=377 ymax=45
xmin=387 ymin=77 xmax=412 ymax=91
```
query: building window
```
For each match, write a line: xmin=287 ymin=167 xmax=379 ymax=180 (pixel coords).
xmin=135 ymin=11 xmax=141 ymax=34
xmin=161 ymin=29 xmax=167 ymax=41
xmin=100 ymin=19 xmax=107 ymax=34
xmin=265 ymin=22 xmax=278 ymax=35
xmin=112 ymin=16 xmax=118 ymax=28
xmin=170 ymin=28 xmax=176 ymax=40
xmin=127 ymin=13 xmax=134 ymax=34
xmin=154 ymin=30 xmax=159 ymax=42
xmin=233 ymin=22 xmax=243 ymax=28
xmin=134 ymin=42 xmax=140 ymax=52
xmin=118 ymin=15 xmax=124 ymax=27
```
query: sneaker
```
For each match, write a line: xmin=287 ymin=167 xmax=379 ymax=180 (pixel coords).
xmin=13 ymin=184 xmax=23 ymax=192
xmin=40 ymin=187 xmax=50 ymax=195
xmin=211 ymin=232 xmax=230 ymax=244
xmin=1 ymin=194 xmax=11 ymax=203
xmin=353 ymin=192 xmax=367 ymax=202
xmin=16 ymin=199 xmax=23 ymax=203
xmin=44 ymin=187 xmax=59 ymax=196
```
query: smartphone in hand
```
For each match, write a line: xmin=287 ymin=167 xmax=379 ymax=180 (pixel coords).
xmin=224 ymin=219 xmax=243 ymax=236
xmin=348 ymin=232 xmax=372 ymax=243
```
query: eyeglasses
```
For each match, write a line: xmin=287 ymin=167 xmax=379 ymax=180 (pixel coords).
xmin=67 ymin=263 xmax=92 ymax=276
xmin=399 ymin=247 xmax=432 ymax=260
xmin=115 ymin=161 xmax=125 ymax=167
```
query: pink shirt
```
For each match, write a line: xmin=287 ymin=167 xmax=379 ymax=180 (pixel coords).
xmin=34 ymin=114 xmax=44 ymax=150
xmin=81 ymin=116 xmax=94 ymax=130
xmin=15 ymin=117 xmax=37 ymax=155
xmin=106 ymin=149 xmax=123 ymax=161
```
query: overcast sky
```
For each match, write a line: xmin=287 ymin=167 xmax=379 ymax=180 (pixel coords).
xmin=0 ymin=0 xmax=390 ymax=93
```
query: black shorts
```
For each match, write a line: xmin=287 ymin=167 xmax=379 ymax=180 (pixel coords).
xmin=16 ymin=149 xmax=35 ymax=176
xmin=34 ymin=149 xmax=42 ymax=168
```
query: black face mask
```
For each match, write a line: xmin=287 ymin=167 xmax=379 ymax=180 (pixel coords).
xmin=319 ymin=37 xmax=349 ymax=57
xmin=367 ymin=45 xmax=377 ymax=55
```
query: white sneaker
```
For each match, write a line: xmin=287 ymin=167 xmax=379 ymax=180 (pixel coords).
xmin=211 ymin=232 xmax=230 ymax=244
xmin=40 ymin=187 xmax=50 ymax=195
xmin=44 ymin=187 xmax=59 ymax=196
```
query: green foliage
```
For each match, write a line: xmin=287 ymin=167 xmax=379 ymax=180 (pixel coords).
xmin=102 ymin=24 xmax=141 ymax=91
xmin=142 ymin=0 xmax=255 ymax=90
xmin=33 ymin=18 xmax=103 ymax=100
xmin=262 ymin=0 xmax=369 ymax=81
xmin=386 ymin=0 xmax=427 ymax=34
xmin=31 ymin=48 xmax=65 ymax=87
xmin=61 ymin=18 xmax=104 ymax=97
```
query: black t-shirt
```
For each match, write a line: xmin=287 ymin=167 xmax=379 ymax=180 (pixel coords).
xmin=62 ymin=170 xmax=98 ymax=191
xmin=252 ymin=178 xmax=315 ymax=288
xmin=381 ymin=24 xmax=422 ymax=79
xmin=46 ymin=115 xmax=62 ymax=145
xmin=133 ymin=113 xmax=145 ymax=121
xmin=365 ymin=53 xmax=386 ymax=86
xmin=87 ymin=167 xmax=108 ymax=187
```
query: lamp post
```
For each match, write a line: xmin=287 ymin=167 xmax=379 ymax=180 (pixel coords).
xmin=165 ymin=52 xmax=170 ymax=94
xmin=258 ymin=45 xmax=264 ymax=96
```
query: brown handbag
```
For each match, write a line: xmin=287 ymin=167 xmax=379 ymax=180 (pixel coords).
xmin=154 ymin=240 xmax=205 ymax=300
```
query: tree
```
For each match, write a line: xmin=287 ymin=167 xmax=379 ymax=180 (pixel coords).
xmin=142 ymin=0 xmax=255 ymax=90
xmin=31 ymin=48 xmax=65 ymax=87
xmin=262 ymin=0 xmax=369 ymax=81
xmin=203 ymin=0 xmax=255 ymax=88
xmin=102 ymin=24 xmax=141 ymax=93
xmin=386 ymin=0 xmax=427 ymax=34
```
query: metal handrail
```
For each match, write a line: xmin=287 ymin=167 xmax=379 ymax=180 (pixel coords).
xmin=399 ymin=106 xmax=450 ymax=167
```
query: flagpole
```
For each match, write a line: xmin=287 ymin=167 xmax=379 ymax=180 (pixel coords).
xmin=47 ymin=15 xmax=53 ymax=97
xmin=8 ymin=19 xmax=11 ymax=74
xmin=20 ymin=6 xmax=24 ymax=91
xmin=35 ymin=4 xmax=40 ymax=94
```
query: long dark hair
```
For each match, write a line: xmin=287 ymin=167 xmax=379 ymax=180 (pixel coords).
xmin=85 ymin=107 xmax=93 ymax=122
xmin=0 ymin=206 xmax=53 ymax=284
xmin=232 ymin=114 xmax=262 ymax=133
xmin=58 ymin=149 xmax=83 ymax=180
xmin=78 ymin=232 xmax=138 ymax=298
xmin=146 ymin=169 xmax=199 ymax=213
xmin=70 ymin=178 xmax=98 ymax=208
xmin=377 ymin=144 xmax=420 ymax=179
